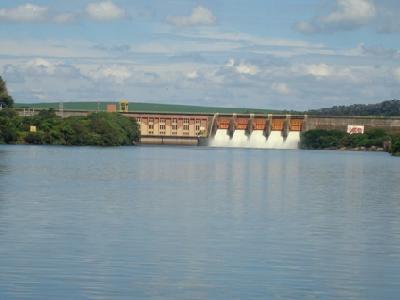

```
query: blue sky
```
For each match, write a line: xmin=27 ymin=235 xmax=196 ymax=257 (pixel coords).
xmin=0 ymin=0 xmax=400 ymax=109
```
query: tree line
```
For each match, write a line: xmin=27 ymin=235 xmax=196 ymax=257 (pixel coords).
xmin=307 ymin=100 xmax=400 ymax=116
xmin=0 ymin=76 xmax=139 ymax=146
xmin=0 ymin=109 xmax=140 ymax=146
xmin=300 ymin=129 xmax=400 ymax=156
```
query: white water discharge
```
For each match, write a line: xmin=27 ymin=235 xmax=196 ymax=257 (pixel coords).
xmin=248 ymin=130 xmax=267 ymax=148
xmin=265 ymin=131 xmax=284 ymax=149
xmin=210 ymin=129 xmax=231 ymax=147
xmin=210 ymin=130 xmax=300 ymax=149
xmin=283 ymin=131 xmax=301 ymax=149
xmin=231 ymin=130 xmax=249 ymax=148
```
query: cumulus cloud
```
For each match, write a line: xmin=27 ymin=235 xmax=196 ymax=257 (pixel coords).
xmin=83 ymin=66 xmax=132 ymax=84
xmin=27 ymin=58 xmax=56 ymax=74
xmin=24 ymin=58 xmax=82 ymax=78
xmin=0 ymin=3 xmax=48 ymax=22
xmin=235 ymin=63 xmax=259 ymax=75
xmin=305 ymin=64 xmax=332 ymax=77
xmin=167 ymin=6 xmax=216 ymax=27
xmin=225 ymin=58 xmax=259 ymax=75
xmin=2 ymin=58 xmax=83 ymax=91
xmin=296 ymin=0 xmax=376 ymax=33
xmin=271 ymin=82 xmax=291 ymax=95
xmin=86 ymin=1 xmax=125 ymax=21
xmin=186 ymin=71 xmax=199 ymax=80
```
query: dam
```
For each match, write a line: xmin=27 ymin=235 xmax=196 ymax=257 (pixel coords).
xmin=208 ymin=115 xmax=303 ymax=149
xmin=16 ymin=101 xmax=400 ymax=149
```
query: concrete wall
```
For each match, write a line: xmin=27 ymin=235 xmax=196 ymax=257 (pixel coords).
xmin=305 ymin=116 xmax=400 ymax=134
xmin=140 ymin=136 xmax=199 ymax=145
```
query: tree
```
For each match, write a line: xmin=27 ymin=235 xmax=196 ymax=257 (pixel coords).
xmin=0 ymin=76 xmax=14 ymax=108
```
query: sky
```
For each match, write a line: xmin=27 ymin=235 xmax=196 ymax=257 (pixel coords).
xmin=0 ymin=0 xmax=400 ymax=110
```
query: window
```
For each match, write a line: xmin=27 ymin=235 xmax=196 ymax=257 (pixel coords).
xmin=159 ymin=119 xmax=166 ymax=131
xmin=183 ymin=118 xmax=190 ymax=131
xmin=148 ymin=118 xmax=154 ymax=130
xmin=172 ymin=118 xmax=178 ymax=131
xmin=195 ymin=119 xmax=201 ymax=133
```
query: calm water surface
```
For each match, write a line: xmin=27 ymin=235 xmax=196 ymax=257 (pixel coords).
xmin=0 ymin=145 xmax=400 ymax=299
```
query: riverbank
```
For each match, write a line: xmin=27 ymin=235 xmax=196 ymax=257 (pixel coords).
xmin=0 ymin=108 xmax=139 ymax=146
xmin=300 ymin=129 xmax=400 ymax=156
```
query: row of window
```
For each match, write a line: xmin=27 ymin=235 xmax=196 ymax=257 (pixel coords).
xmin=136 ymin=117 xmax=203 ymax=135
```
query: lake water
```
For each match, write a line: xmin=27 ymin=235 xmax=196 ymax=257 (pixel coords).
xmin=1 ymin=145 xmax=400 ymax=300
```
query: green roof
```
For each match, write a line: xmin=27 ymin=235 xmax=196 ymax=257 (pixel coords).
xmin=15 ymin=101 xmax=288 ymax=115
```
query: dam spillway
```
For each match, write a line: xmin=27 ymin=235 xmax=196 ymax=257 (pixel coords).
xmin=209 ymin=115 xmax=302 ymax=149
xmin=210 ymin=129 xmax=300 ymax=149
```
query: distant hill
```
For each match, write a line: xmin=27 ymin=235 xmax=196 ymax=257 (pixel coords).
xmin=15 ymin=101 xmax=289 ymax=115
xmin=307 ymin=100 xmax=400 ymax=117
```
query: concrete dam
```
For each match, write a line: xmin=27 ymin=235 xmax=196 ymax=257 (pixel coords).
xmin=17 ymin=104 xmax=400 ymax=149
xmin=208 ymin=115 xmax=302 ymax=149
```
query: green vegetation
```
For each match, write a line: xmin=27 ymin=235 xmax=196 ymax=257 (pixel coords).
xmin=300 ymin=128 xmax=400 ymax=156
xmin=15 ymin=101 xmax=295 ymax=115
xmin=0 ymin=109 xmax=140 ymax=146
xmin=0 ymin=76 xmax=14 ymax=108
xmin=307 ymin=100 xmax=400 ymax=117
xmin=392 ymin=136 xmax=400 ymax=156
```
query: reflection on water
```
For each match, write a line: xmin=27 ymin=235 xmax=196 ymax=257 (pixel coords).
xmin=0 ymin=145 xmax=400 ymax=300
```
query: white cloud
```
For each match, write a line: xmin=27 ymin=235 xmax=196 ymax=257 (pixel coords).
xmin=271 ymin=82 xmax=291 ymax=95
xmin=225 ymin=59 xmax=259 ymax=75
xmin=84 ymin=66 xmax=132 ymax=84
xmin=26 ymin=58 xmax=58 ymax=74
xmin=296 ymin=0 xmax=376 ymax=33
xmin=291 ymin=63 xmax=372 ymax=84
xmin=186 ymin=71 xmax=199 ymax=80
xmin=27 ymin=58 xmax=53 ymax=68
xmin=225 ymin=58 xmax=235 ymax=67
xmin=23 ymin=58 xmax=82 ymax=78
xmin=167 ymin=6 xmax=216 ymax=27
xmin=86 ymin=1 xmax=125 ymax=21
xmin=305 ymin=64 xmax=332 ymax=77
xmin=0 ymin=3 xmax=48 ymax=22
xmin=235 ymin=63 xmax=259 ymax=75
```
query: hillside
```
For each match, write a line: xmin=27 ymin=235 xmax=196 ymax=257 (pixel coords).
xmin=307 ymin=100 xmax=400 ymax=117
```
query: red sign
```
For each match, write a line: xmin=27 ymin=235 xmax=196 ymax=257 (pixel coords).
xmin=347 ymin=125 xmax=364 ymax=134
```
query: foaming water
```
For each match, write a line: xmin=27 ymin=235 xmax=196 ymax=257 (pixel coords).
xmin=210 ymin=129 xmax=231 ymax=147
xmin=265 ymin=131 xmax=284 ymax=149
xmin=231 ymin=130 xmax=249 ymax=148
xmin=211 ymin=129 xmax=300 ymax=149
xmin=248 ymin=130 xmax=267 ymax=148
xmin=283 ymin=131 xmax=301 ymax=149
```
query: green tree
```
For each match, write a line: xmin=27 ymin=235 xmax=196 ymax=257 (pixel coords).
xmin=0 ymin=76 xmax=14 ymax=108
xmin=0 ymin=109 xmax=19 ymax=143
xmin=391 ymin=137 xmax=400 ymax=156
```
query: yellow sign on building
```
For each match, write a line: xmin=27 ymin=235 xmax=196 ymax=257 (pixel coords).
xmin=119 ymin=99 xmax=129 ymax=112
xmin=30 ymin=125 xmax=37 ymax=133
